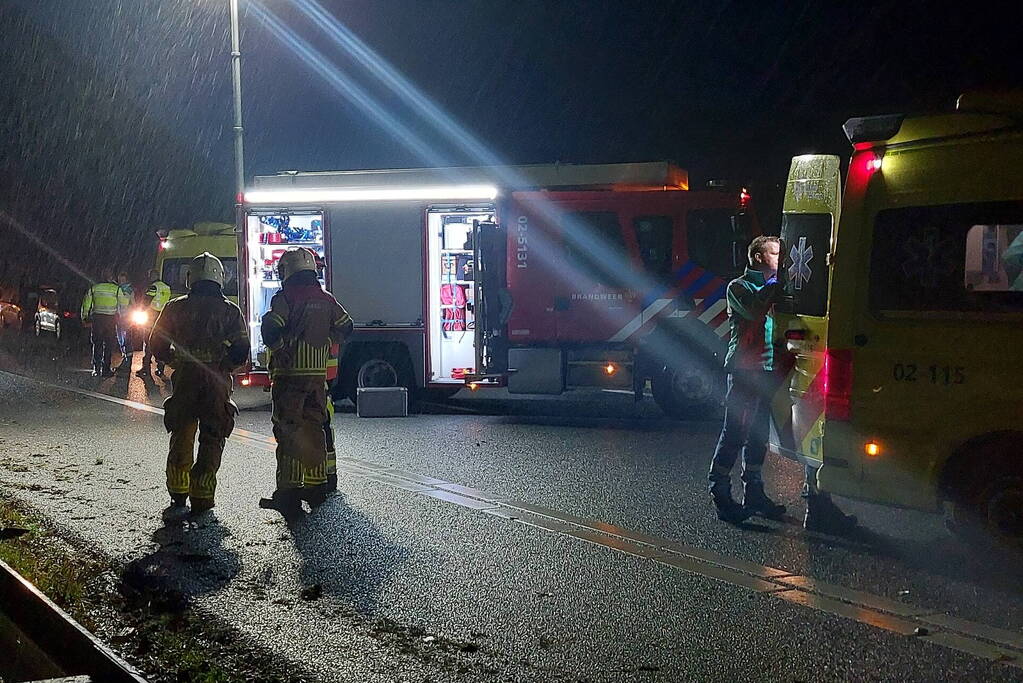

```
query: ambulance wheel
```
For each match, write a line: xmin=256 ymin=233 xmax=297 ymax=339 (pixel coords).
xmin=651 ymin=363 xmax=719 ymax=419
xmin=948 ymin=476 xmax=1023 ymax=548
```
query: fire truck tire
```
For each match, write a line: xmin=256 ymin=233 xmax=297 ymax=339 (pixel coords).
xmin=343 ymin=345 xmax=416 ymax=406
xmin=651 ymin=363 xmax=721 ymax=419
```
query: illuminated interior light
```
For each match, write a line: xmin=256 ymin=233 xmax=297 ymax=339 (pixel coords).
xmin=865 ymin=441 xmax=881 ymax=457
xmin=245 ymin=185 xmax=499 ymax=205
xmin=468 ymin=382 xmax=479 ymax=391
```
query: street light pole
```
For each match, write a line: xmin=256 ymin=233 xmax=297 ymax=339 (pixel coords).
xmin=228 ymin=0 xmax=247 ymax=320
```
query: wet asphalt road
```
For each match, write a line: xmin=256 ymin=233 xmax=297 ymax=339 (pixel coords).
xmin=1 ymin=331 xmax=1022 ymax=682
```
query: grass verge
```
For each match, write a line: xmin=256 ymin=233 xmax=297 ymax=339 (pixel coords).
xmin=0 ymin=493 xmax=313 ymax=683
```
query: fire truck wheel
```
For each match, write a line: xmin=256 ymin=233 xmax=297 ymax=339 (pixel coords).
xmin=651 ymin=363 xmax=720 ymax=419
xmin=349 ymin=347 xmax=415 ymax=399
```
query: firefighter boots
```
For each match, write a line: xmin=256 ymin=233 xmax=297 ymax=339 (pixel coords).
xmin=804 ymin=494 xmax=858 ymax=534
xmin=259 ymin=489 xmax=305 ymax=521
xmin=190 ymin=497 xmax=215 ymax=515
xmin=743 ymin=483 xmax=787 ymax=520
xmin=711 ymin=482 xmax=753 ymax=524
xmin=169 ymin=493 xmax=187 ymax=508
xmin=300 ymin=484 xmax=329 ymax=508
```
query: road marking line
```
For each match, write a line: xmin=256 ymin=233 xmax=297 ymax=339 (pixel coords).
xmin=7 ymin=368 xmax=1023 ymax=668
xmin=774 ymin=589 xmax=923 ymax=636
xmin=776 ymin=575 xmax=933 ymax=617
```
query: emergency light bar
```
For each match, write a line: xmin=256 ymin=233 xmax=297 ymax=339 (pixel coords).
xmin=244 ymin=185 xmax=499 ymax=204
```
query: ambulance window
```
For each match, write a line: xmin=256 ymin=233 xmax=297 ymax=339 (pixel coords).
xmin=687 ymin=209 xmax=743 ymax=278
xmin=633 ymin=216 xmax=673 ymax=280
xmin=162 ymin=257 xmax=238 ymax=297
xmin=870 ymin=203 xmax=1023 ymax=313
xmin=561 ymin=211 xmax=628 ymax=285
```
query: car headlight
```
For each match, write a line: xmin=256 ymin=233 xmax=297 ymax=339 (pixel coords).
xmin=130 ymin=309 xmax=149 ymax=325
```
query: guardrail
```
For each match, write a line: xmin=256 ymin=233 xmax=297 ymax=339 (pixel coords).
xmin=0 ymin=557 xmax=148 ymax=683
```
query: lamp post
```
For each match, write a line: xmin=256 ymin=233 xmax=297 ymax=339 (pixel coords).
xmin=228 ymin=0 xmax=247 ymax=319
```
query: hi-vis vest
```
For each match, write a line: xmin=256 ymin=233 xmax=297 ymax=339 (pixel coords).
xmin=146 ymin=280 xmax=172 ymax=312
xmin=81 ymin=282 xmax=119 ymax=318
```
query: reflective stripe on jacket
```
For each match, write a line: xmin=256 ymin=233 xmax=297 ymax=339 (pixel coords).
xmin=81 ymin=282 xmax=120 ymax=318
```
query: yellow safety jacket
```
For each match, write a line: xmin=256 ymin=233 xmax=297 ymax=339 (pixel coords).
xmin=145 ymin=280 xmax=172 ymax=312
xmin=81 ymin=281 xmax=119 ymax=319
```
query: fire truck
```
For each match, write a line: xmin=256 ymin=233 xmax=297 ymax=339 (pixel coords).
xmin=241 ymin=162 xmax=756 ymax=417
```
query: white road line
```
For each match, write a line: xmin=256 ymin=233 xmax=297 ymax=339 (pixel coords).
xmin=5 ymin=369 xmax=1023 ymax=668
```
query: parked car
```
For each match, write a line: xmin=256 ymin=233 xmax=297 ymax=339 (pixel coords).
xmin=33 ymin=288 xmax=79 ymax=341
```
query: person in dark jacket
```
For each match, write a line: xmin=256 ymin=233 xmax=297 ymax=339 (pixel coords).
xmin=708 ymin=236 xmax=788 ymax=523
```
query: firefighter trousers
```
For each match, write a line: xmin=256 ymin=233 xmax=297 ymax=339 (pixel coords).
xmin=90 ymin=314 xmax=117 ymax=372
xmin=304 ymin=389 xmax=336 ymax=487
xmin=271 ymin=375 xmax=328 ymax=490
xmin=163 ymin=365 xmax=237 ymax=502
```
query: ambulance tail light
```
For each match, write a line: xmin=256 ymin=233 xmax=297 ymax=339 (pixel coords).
xmin=822 ymin=348 xmax=853 ymax=421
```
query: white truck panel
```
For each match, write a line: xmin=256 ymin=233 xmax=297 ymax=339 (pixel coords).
xmin=327 ymin=202 xmax=425 ymax=326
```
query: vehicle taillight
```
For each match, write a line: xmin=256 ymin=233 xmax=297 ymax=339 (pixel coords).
xmin=739 ymin=188 xmax=751 ymax=208
xmin=823 ymin=348 xmax=853 ymax=421
xmin=62 ymin=311 xmax=73 ymax=318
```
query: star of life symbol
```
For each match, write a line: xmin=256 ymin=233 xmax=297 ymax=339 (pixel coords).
xmin=788 ymin=236 xmax=813 ymax=290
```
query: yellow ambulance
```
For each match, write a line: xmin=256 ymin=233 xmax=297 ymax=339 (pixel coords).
xmin=771 ymin=92 xmax=1023 ymax=545
xmin=154 ymin=222 xmax=238 ymax=304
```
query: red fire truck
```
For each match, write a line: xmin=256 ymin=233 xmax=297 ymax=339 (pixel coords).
xmin=241 ymin=162 xmax=756 ymax=417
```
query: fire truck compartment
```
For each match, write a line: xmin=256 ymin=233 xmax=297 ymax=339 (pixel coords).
xmin=244 ymin=211 xmax=326 ymax=366
xmin=427 ymin=208 xmax=495 ymax=383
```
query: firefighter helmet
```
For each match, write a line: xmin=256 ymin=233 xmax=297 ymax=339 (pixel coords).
xmin=277 ymin=247 xmax=318 ymax=282
xmin=187 ymin=252 xmax=225 ymax=288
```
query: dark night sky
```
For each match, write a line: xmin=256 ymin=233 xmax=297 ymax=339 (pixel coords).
xmin=14 ymin=0 xmax=1022 ymax=183
xmin=1 ymin=0 xmax=1021 ymax=289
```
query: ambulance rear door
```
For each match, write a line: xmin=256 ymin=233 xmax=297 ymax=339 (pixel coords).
xmin=771 ymin=155 xmax=842 ymax=469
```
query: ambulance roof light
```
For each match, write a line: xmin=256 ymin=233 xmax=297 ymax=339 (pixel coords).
xmin=843 ymin=114 xmax=905 ymax=145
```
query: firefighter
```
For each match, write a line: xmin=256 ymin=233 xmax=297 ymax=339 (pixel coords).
xmin=259 ymin=248 xmax=352 ymax=519
xmin=80 ymin=269 xmax=120 ymax=377
xmin=115 ymin=272 xmax=135 ymax=374
xmin=149 ymin=253 xmax=249 ymax=515
xmin=708 ymin=236 xmax=788 ymax=524
xmin=318 ymin=342 xmax=341 ymax=493
xmin=136 ymin=269 xmax=172 ymax=378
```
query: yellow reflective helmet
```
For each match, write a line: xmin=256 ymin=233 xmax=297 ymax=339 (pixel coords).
xmin=187 ymin=252 xmax=225 ymax=288
xmin=277 ymin=247 xmax=318 ymax=282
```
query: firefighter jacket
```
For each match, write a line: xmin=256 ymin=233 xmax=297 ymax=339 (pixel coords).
xmin=150 ymin=283 xmax=249 ymax=370
xmin=144 ymin=279 xmax=172 ymax=312
xmin=722 ymin=267 xmax=781 ymax=372
xmin=261 ymin=272 xmax=352 ymax=379
xmin=81 ymin=281 xmax=119 ymax=320
xmin=116 ymin=283 xmax=134 ymax=315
